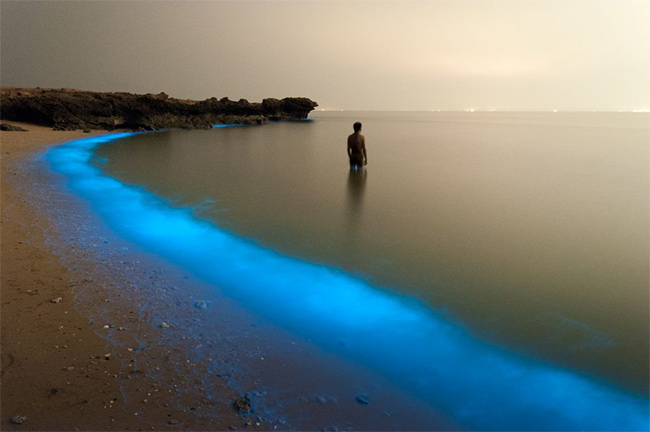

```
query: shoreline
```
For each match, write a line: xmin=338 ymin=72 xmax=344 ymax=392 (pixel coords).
xmin=1 ymin=121 xmax=457 ymax=431
xmin=1 ymin=122 xmax=258 ymax=430
xmin=1 ymin=122 xmax=158 ymax=429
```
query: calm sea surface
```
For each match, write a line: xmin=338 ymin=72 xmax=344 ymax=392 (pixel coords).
xmin=94 ymin=111 xmax=649 ymax=395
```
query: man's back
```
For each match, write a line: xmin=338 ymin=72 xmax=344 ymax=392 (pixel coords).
xmin=347 ymin=132 xmax=365 ymax=156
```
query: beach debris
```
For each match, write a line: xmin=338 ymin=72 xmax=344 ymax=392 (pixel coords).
xmin=355 ymin=394 xmax=370 ymax=405
xmin=63 ymin=366 xmax=74 ymax=371
xmin=233 ymin=395 xmax=252 ymax=414
xmin=194 ymin=301 xmax=210 ymax=309
xmin=25 ymin=289 xmax=39 ymax=296
xmin=117 ymin=326 xmax=127 ymax=331
xmin=160 ymin=322 xmax=170 ymax=329
xmin=104 ymin=353 xmax=112 ymax=360
xmin=168 ymin=419 xmax=179 ymax=425
xmin=51 ymin=387 xmax=59 ymax=395
xmin=50 ymin=297 xmax=63 ymax=303
xmin=10 ymin=415 xmax=27 ymax=424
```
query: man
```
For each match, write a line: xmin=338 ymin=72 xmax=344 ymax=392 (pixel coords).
xmin=347 ymin=121 xmax=367 ymax=169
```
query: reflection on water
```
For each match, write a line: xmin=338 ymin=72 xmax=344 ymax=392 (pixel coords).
xmin=94 ymin=112 xmax=649 ymax=398
xmin=345 ymin=168 xmax=367 ymax=233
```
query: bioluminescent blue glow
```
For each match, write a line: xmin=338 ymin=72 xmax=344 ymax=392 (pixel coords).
xmin=211 ymin=124 xmax=244 ymax=128
xmin=47 ymin=132 xmax=650 ymax=431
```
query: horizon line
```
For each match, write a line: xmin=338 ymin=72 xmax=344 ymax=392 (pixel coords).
xmin=314 ymin=109 xmax=650 ymax=113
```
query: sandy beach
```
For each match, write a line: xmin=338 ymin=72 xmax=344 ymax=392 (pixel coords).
xmin=1 ymin=122 xmax=250 ymax=430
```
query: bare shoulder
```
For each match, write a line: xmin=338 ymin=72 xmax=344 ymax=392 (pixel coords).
xmin=348 ymin=133 xmax=365 ymax=145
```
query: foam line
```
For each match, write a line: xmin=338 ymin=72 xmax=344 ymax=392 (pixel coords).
xmin=47 ymin=132 xmax=649 ymax=431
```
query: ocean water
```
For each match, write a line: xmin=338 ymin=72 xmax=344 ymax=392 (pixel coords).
xmin=50 ymin=112 xmax=649 ymax=430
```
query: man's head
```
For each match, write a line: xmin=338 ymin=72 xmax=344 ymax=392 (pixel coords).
xmin=353 ymin=122 xmax=362 ymax=132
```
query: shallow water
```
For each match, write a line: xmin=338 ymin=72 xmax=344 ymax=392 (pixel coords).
xmin=95 ymin=112 xmax=649 ymax=394
xmin=49 ymin=112 xmax=650 ymax=430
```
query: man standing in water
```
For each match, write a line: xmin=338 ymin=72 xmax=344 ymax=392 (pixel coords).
xmin=347 ymin=122 xmax=368 ymax=169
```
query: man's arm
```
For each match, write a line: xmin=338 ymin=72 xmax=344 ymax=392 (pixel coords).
xmin=362 ymin=137 xmax=368 ymax=165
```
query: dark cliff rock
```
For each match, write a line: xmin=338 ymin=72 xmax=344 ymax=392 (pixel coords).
xmin=0 ymin=88 xmax=318 ymax=131
xmin=0 ymin=123 xmax=28 ymax=132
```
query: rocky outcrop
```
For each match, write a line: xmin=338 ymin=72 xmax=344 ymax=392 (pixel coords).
xmin=0 ymin=87 xmax=318 ymax=131
xmin=0 ymin=123 xmax=28 ymax=132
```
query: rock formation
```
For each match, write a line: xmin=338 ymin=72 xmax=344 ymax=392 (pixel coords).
xmin=0 ymin=123 xmax=28 ymax=131
xmin=0 ymin=87 xmax=318 ymax=131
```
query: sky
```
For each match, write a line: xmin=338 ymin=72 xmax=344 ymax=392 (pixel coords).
xmin=1 ymin=0 xmax=649 ymax=111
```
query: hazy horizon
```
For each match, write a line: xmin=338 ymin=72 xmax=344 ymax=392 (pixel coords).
xmin=2 ymin=0 xmax=649 ymax=111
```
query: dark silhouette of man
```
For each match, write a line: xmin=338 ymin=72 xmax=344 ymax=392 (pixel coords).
xmin=347 ymin=122 xmax=367 ymax=169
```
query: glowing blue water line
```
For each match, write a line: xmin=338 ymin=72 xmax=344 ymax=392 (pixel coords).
xmin=212 ymin=124 xmax=244 ymax=128
xmin=47 ymin=132 xmax=649 ymax=431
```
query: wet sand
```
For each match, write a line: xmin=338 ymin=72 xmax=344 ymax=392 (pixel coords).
xmin=0 ymin=122 xmax=248 ymax=430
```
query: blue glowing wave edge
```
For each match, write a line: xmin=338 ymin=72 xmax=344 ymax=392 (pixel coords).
xmin=46 ymin=131 xmax=649 ymax=431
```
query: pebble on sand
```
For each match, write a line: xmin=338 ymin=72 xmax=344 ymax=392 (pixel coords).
xmin=355 ymin=394 xmax=370 ymax=405
xmin=10 ymin=415 xmax=27 ymax=424
xmin=233 ymin=395 xmax=253 ymax=414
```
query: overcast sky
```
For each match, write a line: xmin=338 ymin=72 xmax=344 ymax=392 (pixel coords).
xmin=1 ymin=0 xmax=648 ymax=111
